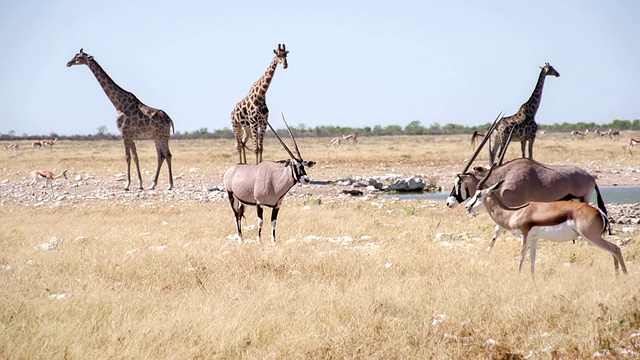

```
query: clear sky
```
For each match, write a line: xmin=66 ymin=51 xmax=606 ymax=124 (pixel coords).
xmin=1 ymin=0 xmax=638 ymax=136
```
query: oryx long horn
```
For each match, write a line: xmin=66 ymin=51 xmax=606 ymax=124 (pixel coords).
xmin=280 ymin=112 xmax=302 ymax=159
xmin=497 ymin=125 xmax=516 ymax=166
xmin=461 ymin=112 xmax=504 ymax=173
xmin=266 ymin=120 xmax=297 ymax=160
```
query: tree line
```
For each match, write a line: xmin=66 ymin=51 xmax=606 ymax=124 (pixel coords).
xmin=2 ymin=119 xmax=639 ymax=141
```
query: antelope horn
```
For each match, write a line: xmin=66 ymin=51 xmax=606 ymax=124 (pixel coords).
xmin=266 ymin=120 xmax=297 ymax=160
xmin=497 ymin=124 xmax=516 ymax=166
xmin=461 ymin=112 xmax=504 ymax=174
xmin=281 ymin=112 xmax=302 ymax=159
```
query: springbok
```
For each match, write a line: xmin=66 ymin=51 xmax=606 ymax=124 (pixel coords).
xmin=537 ymin=129 xmax=546 ymax=136
xmin=327 ymin=137 xmax=341 ymax=149
xmin=342 ymin=133 xmax=358 ymax=144
xmin=32 ymin=141 xmax=43 ymax=149
xmin=224 ymin=114 xmax=316 ymax=245
xmin=596 ymin=129 xmax=610 ymax=137
xmin=470 ymin=130 xmax=485 ymax=149
xmin=30 ymin=169 xmax=68 ymax=196
xmin=3 ymin=143 xmax=19 ymax=151
xmin=42 ymin=138 xmax=57 ymax=149
xmin=571 ymin=129 xmax=589 ymax=139
xmin=465 ymin=170 xmax=628 ymax=277
xmin=609 ymin=129 xmax=620 ymax=140
xmin=628 ymin=137 xmax=640 ymax=154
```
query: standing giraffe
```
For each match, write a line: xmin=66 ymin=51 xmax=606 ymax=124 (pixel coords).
xmin=489 ymin=63 xmax=560 ymax=164
xmin=231 ymin=44 xmax=289 ymax=164
xmin=67 ymin=49 xmax=174 ymax=191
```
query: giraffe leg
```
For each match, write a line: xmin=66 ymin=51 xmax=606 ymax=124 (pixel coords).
xmin=165 ymin=146 xmax=173 ymax=190
xmin=528 ymin=137 xmax=535 ymax=159
xmin=520 ymin=140 xmax=526 ymax=159
xmin=151 ymin=143 xmax=164 ymax=190
xmin=123 ymin=139 xmax=132 ymax=191
xmin=129 ymin=141 xmax=144 ymax=190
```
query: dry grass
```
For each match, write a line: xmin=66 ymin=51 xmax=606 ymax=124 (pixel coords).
xmin=1 ymin=134 xmax=640 ymax=359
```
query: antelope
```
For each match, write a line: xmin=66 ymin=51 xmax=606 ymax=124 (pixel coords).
xmin=571 ymin=129 xmax=589 ymax=139
xmin=628 ymin=137 xmax=640 ymax=154
xmin=470 ymin=130 xmax=485 ymax=149
xmin=3 ymin=143 xmax=19 ymax=151
xmin=326 ymin=137 xmax=341 ymax=149
xmin=342 ymin=133 xmax=358 ymax=144
xmin=32 ymin=141 xmax=43 ymax=149
xmin=30 ymin=169 xmax=68 ymax=196
xmin=609 ymin=129 xmax=620 ymax=140
xmin=465 ymin=168 xmax=628 ymax=277
xmin=224 ymin=114 xmax=316 ymax=245
xmin=537 ymin=129 xmax=546 ymax=136
xmin=42 ymin=138 xmax=57 ymax=149
xmin=596 ymin=129 xmax=610 ymax=137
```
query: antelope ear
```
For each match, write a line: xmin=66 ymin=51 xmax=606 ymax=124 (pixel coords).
xmin=304 ymin=161 xmax=316 ymax=168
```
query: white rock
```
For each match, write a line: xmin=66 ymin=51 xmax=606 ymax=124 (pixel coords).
xmin=74 ymin=236 xmax=87 ymax=242
xmin=302 ymin=205 xmax=311 ymax=211
xmin=149 ymin=245 xmax=167 ymax=251
xmin=384 ymin=262 xmax=393 ymax=269
xmin=360 ymin=235 xmax=372 ymax=241
xmin=0 ymin=264 xmax=12 ymax=271
xmin=35 ymin=243 xmax=56 ymax=251
xmin=75 ymin=174 xmax=83 ymax=181
xmin=49 ymin=293 xmax=68 ymax=300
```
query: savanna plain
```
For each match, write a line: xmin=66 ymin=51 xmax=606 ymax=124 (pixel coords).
xmin=2 ymin=133 xmax=640 ymax=359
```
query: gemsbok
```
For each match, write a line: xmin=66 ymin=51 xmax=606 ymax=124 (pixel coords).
xmin=342 ymin=133 xmax=358 ymax=144
xmin=628 ymin=137 xmax=640 ymax=155
xmin=327 ymin=137 xmax=341 ymax=149
xmin=465 ymin=168 xmax=628 ymax=277
xmin=30 ymin=169 xmax=68 ymax=196
xmin=3 ymin=143 xmax=19 ymax=151
xmin=224 ymin=114 xmax=316 ymax=245
xmin=571 ymin=129 xmax=589 ymax=139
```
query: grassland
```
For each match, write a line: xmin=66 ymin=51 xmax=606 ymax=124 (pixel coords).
xmin=1 ymin=133 xmax=639 ymax=359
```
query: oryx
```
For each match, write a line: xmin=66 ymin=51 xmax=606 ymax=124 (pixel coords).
xmin=223 ymin=114 xmax=315 ymax=245
xmin=465 ymin=165 xmax=627 ymax=277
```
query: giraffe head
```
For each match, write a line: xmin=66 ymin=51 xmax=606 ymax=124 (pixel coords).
xmin=66 ymin=48 xmax=93 ymax=67
xmin=273 ymin=44 xmax=289 ymax=69
xmin=541 ymin=63 xmax=560 ymax=77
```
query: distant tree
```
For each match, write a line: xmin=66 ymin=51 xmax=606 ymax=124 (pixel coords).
xmin=383 ymin=125 xmax=403 ymax=135
xmin=97 ymin=125 xmax=110 ymax=136
xmin=404 ymin=120 xmax=424 ymax=135
xmin=8 ymin=130 xmax=15 ymax=136
xmin=373 ymin=125 xmax=383 ymax=135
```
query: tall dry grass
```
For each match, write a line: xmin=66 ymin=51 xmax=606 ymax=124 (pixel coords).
xmin=1 ymin=134 xmax=639 ymax=359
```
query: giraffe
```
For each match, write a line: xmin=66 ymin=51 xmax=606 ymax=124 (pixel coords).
xmin=231 ymin=44 xmax=289 ymax=164
xmin=489 ymin=63 xmax=560 ymax=164
xmin=67 ymin=49 xmax=174 ymax=191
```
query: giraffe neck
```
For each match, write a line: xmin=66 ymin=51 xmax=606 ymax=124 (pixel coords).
xmin=520 ymin=68 xmax=548 ymax=117
xmin=250 ymin=56 xmax=280 ymax=98
xmin=86 ymin=59 xmax=137 ymax=110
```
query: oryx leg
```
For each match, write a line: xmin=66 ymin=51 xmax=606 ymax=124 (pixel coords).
xmin=228 ymin=192 xmax=245 ymax=244
xmin=270 ymin=206 xmax=281 ymax=244
xmin=256 ymin=205 xmax=264 ymax=244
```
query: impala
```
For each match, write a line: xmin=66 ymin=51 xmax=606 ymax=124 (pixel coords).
xmin=571 ymin=129 xmax=589 ymax=139
xmin=3 ymin=143 xmax=19 ymax=151
xmin=326 ymin=137 xmax=341 ymax=149
xmin=224 ymin=114 xmax=315 ymax=245
xmin=30 ymin=169 xmax=68 ymax=196
xmin=465 ymin=169 xmax=627 ymax=277
xmin=628 ymin=137 xmax=640 ymax=154
xmin=342 ymin=133 xmax=358 ymax=144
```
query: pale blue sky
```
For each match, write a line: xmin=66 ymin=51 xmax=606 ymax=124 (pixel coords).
xmin=0 ymin=0 xmax=638 ymax=135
